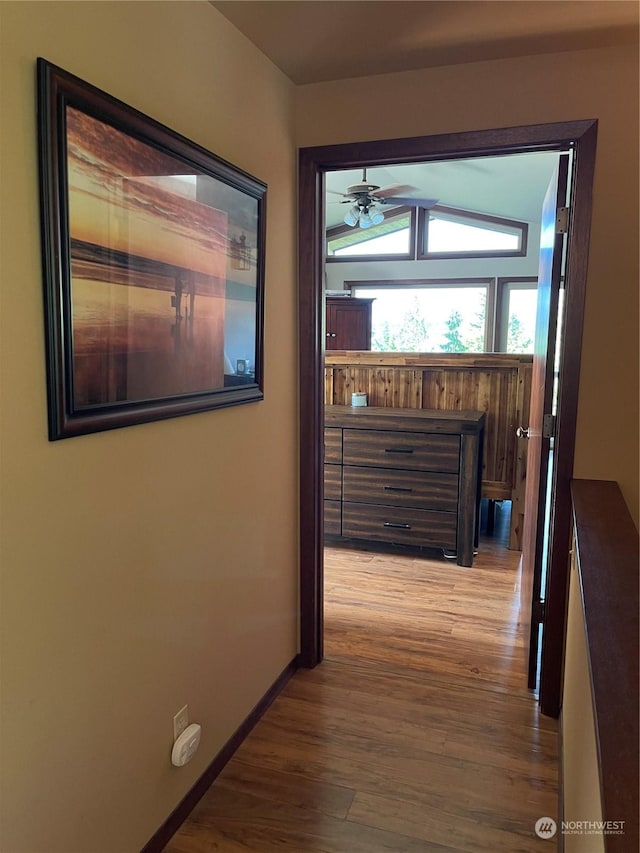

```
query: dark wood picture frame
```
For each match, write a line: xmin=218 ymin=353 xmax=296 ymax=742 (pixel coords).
xmin=37 ymin=58 xmax=266 ymax=440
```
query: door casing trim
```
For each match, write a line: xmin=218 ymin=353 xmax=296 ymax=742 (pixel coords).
xmin=298 ymin=120 xmax=598 ymax=717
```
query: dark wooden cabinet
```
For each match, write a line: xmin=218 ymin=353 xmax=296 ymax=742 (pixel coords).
xmin=324 ymin=406 xmax=485 ymax=566
xmin=325 ymin=297 xmax=373 ymax=350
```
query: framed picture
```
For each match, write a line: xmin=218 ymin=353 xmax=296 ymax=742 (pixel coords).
xmin=37 ymin=58 xmax=266 ymax=440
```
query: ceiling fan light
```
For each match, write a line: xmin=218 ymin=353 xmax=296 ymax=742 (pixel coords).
xmin=343 ymin=206 xmax=359 ymax=227
xmin=359 ymin=210 xmax=372 ymax=228
xmin=370 ymin=209 xmax=385 ymax=226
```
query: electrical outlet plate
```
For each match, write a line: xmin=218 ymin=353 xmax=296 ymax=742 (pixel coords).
xmin=173 ymin=704 xmax=189 ymax=740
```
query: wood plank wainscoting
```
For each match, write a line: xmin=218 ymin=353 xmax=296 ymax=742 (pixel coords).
xmin=162 ymin=508 xmax=558 ymax=852
xmin=325 ymin=352 xmax=533 ymax=551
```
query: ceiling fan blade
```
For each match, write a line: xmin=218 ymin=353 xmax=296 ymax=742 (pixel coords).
xmin=327 ymin=189 xmax=350 ymax=197
xmin=374 ymin=183 xmax=416 ymax=199
xmin=381 ymin=196 xmax=439 ymax=208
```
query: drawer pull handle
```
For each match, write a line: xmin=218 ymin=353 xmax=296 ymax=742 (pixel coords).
xmin=384 ymin=448 xmax=414 ymax=454
xmin=383 ymin=522 xmax=411 ymax=530
xmin=384 ymin=486 xmax=413 ymax=493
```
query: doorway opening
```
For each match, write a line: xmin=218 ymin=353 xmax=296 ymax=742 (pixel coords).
xmin=299 ymin=120 xmax=597 ymax=717
xmin=322 ymin=150 xmax=567 ymax=697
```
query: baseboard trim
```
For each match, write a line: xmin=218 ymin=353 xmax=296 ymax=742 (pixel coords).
xmin=141 ymin=655 xmax=300 ymax=853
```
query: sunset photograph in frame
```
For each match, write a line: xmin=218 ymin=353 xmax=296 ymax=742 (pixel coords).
xmin=37 ymin=59 xmax=266 ymax=439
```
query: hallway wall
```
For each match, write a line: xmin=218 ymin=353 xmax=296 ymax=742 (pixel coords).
xmin=0 ymin=3 xmax=298 ymax=851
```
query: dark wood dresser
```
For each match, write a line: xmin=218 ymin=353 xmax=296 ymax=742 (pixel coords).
xmin=324 ymin=406 xmax=485 ymax=566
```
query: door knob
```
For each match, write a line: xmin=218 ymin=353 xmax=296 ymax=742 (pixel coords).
xmin=516 ymin=427 xmax=530 ymax=438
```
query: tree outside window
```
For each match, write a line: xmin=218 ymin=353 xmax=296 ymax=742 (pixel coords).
xmin=356 ymin=286 xmax=488 ymax=353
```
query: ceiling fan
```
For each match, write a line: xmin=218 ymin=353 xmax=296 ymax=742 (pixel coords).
xmin=328 ymin=168 xmax=439 ymax=228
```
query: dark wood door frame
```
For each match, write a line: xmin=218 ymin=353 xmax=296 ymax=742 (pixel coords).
xmin=298 ymin=120 xmax=597 ymax=717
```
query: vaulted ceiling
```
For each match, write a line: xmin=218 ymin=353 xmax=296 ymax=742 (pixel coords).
xmin=211 ymin=0 xmax=638 ymax=85
xmin=325 ymin=152 xmax=561 ymax=226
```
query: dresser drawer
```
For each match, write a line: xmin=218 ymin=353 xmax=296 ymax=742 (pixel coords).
xmin=342 ymin=503 xmax=457 ymax=549
xmin=343 ymin=466 xmax=458 ymax=512
xmin=343 ymin=429 xmax=459 ymax=472
xmin=324 ymin=464 xmax=342 ymax=501
xmin=324 ymin=500 xmax=342 ymax=536
xmin=324 ymin=427 xmax=342 ymax=464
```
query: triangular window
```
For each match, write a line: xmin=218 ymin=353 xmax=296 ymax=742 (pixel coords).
xmin=326 ymin=209 xmax=414 ymax=259
xmin=420 ymin=206 xmax=527 ymax=258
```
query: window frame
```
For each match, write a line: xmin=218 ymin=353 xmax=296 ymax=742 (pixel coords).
xmin=325 ymin=206 xmax=417 ymax=262
xmin=417 ymin=205 xmax=528 ymax=260
xmin=347 ymin=276 xmax=541 ymax=353
xmin=494 ymin=276 xmax=538 ymax=353
xmin=348 ymin=277 xmax=496 ymax=353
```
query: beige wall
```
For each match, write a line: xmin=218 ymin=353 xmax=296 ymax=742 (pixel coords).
xmin=0 ymin=3 xmax=297 ymax=852
xmin=296 ymin=44 xmax=640 ymax=525
xmin=561 ymin=547 xmax=605 ymax=853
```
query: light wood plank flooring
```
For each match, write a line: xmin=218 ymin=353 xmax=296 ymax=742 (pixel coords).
xmin=164 ymin=505 xmax=558 ymax=852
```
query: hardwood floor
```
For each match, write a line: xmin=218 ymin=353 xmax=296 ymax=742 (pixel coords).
xmin=163 ymin=504 xmax=558 ymax=852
